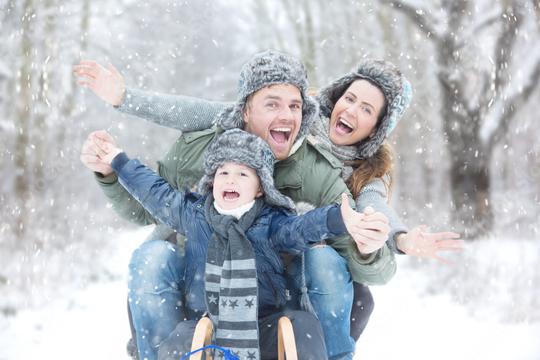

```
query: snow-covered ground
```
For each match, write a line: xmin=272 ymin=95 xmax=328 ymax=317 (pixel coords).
xmin=1 ymin=228 xmax=539 ymax=360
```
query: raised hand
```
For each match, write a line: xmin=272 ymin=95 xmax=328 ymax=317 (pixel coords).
xmin=80 ymin=130 xmax=114 ymax=176
xmin=90 ymin=130 xmax=123 ymax=165
xmin=396 ymin=225 xmax=464 ymax=264
xmin=340 ymin=193 xmax=390 ymax=255
xmin=73 ymin=60 xmax=125 ymax=106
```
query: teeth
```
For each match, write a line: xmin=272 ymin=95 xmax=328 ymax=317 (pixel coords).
xmin=272 ymin=128 xmax=291 ymax=132
xmin=339 ymin=118 xmax=354 ymax=129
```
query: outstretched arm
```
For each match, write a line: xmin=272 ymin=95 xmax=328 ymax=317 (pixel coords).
xmin=81 ymin=130 xmax=181 ymax=226
xmin=93 ymin=135 xmax=192 ymax=234
xmin=358 ymin=177 xmax=463 ymax=262
xmin=74 ymin=60 xmax=230 ymax=132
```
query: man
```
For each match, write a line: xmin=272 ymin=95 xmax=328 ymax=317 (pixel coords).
xmin=79 ymin=50 xmax=395 ymax=360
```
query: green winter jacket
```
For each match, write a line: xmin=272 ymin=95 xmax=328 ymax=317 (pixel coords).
xmin=96 ymin=126 xmax=396 ymax=285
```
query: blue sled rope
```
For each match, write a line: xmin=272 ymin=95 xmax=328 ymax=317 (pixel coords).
xmin=180 ymin=344 xmax=240 ymax=360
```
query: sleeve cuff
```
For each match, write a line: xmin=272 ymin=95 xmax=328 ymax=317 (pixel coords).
xmin=94 ymin=172 xmax=118 ymax=184
xmin=111 ymin=152 xmax=130 ymax=172
xmin=326 ymin=205 xmax=347 ymax=235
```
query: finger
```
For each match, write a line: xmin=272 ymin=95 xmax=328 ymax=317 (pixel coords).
xmin=355 ymin=220 xmax=390 ymax=232
xmin=73 ymin=67 xmax=98 ymax=79
xmin=429 ymin=232 xmax=461 ymax=240
xmin=91 ymin=130 xmax=115 ymax=142
xmin=79 ymin=59 xmax=100 ymax=68
xmin=86 ymin=141 xmax=107 ymax=157
xmin=352 ymin=229 xmax=387 ymax=243
xmin=107 ymin=63 xmax=120 ymax=76
xmin=436 ymin=240 xmax=466 ymax=250
xmin=77 ymin=80 xmax=94 ymax=88
xmin=362 ymin=211 xmax=389 ymax=223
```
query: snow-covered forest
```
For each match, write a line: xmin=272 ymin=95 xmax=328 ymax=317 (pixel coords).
xmin=1 ymin=0 xmax=539 ymax=359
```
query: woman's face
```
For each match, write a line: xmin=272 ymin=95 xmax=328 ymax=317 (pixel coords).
xmin=328 ymin=79 xmax=385 ymax=146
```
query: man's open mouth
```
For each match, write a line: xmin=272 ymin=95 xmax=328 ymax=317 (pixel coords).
xmin=223 ymin=190 xmax=240 ymax=200
xmin=336 ymin=117 xmax=354 ymax=134
xmin=269 ymin=128 xmax=292 ymax=144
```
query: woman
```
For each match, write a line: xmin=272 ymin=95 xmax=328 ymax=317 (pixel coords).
xmin=74 ymin=57 xmax=462 ymax=357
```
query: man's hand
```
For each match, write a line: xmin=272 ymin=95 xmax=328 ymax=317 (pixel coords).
xmin=340 ymin=193 xmax=390 ymax=255
xmin=396 ymin=226 xmax=464 ymax=264
xmin=73 ymin=60 xmax=125 ymax=106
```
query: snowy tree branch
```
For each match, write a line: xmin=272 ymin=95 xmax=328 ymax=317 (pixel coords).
xmin=487 ymin=57 xmax=540 ymax=153
xmin=479 ymin=5 xmax=523 ymax=113
xmin=379 ymin=0 xmax=440 ymax=41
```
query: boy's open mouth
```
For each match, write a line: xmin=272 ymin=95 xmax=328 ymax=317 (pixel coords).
xmin=269 ymin=128 xmax=291 ymax=144
xmin=223 ymin=190 xmax=240 ymax=200
xmin=336 ymin=117 xmax=354 ymax=134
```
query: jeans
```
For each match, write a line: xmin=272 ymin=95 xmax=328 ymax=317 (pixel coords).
xmin=287 ymin=245 xmax=355 ymax=360
xmin=128 ymin=240 xmax=188 ymax=360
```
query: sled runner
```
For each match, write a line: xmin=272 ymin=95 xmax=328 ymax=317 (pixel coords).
xmin=187 ymin=316 xmax=298 ymax=360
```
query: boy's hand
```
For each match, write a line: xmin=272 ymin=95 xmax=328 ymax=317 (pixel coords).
xmin=340 ymin=193 xmax=390 ymax=255
xmin=396 ymin=226 xmax=464 ymax=264
xmin=73 ymin=60 xmax=125 ymax=106
xmin=90 ymin=130 xmax=123 ymax=165
xmin=80 ymin=130 xmax=114 ymax=176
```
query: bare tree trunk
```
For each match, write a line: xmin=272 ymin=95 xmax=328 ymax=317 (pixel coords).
xmin=57 ymin=0 xmax=89 ymax=151
xmin=33 ymin=0 xmax=56 ymax=195
xmin=14 ymin=0 xmax=34 ymax=238
xmin=380 ymin=0 xmax=540 ymax=238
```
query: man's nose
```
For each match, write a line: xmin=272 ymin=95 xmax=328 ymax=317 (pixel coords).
xmin=278 ymin=106 xmax=295 ymax=120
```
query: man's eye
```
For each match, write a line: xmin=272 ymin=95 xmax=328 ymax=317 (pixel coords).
xmin=290 ymin=104 xmax=301 ymax=111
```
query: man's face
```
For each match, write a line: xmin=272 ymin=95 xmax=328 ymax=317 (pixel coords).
xmin=212 ymin=162 xmax=263 ymax=210
xmin=243 ymin=84 xmax=303 ymax=160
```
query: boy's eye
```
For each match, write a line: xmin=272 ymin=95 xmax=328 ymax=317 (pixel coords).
xmin=240 ymin=172 xmax=248 ymax=177
xmin=218 ymin=171 xmax=228 ymax=175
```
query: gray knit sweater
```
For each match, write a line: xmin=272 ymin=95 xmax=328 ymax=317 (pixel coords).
xmin=116 ymin=87 xmax=408 ymax=253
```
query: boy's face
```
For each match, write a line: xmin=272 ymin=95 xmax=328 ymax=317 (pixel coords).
xmin=212 ymin=162 xmax=263 ymax=210
xmin=243 ymin=84 xmax=303 ymax=161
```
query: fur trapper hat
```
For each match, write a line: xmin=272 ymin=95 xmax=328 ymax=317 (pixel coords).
xmin=317 ymin=59 xmax=412 ymax=159
xmin=198 ymin=129 xmax=295 ymax=211
xmin=216 ymin=50 xmax=318 ymax=140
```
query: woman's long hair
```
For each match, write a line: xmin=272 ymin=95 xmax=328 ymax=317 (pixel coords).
xmin=345 ymin=142 xmax=394 ymax=201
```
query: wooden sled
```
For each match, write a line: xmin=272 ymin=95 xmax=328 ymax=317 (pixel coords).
xmin=188 ymin=316 xmax=298 ymax=360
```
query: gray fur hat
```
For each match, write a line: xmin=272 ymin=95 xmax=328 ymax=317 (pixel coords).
xmin=198 ymin=129 xmax=295 ymax=211
xmin=317 ymin=59 xmax=412 ymax=159
xmin=216 ymin=49 xmax=318 ymax=140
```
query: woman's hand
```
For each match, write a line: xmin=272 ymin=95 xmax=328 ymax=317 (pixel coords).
xmin=396 ymin=226 xmax=464 ymax=264
xmin=340 ymin=193 xmax=390 ymax=255
xmin=73 ymin=60 xmax=126 ymax=106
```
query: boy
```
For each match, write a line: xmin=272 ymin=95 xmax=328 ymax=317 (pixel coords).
xmin=93 ymin=128 xmax=371 ymax=360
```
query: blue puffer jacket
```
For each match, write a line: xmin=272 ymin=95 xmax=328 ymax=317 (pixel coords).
xmin=112 ymin=153 xmax=348 ymax=317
